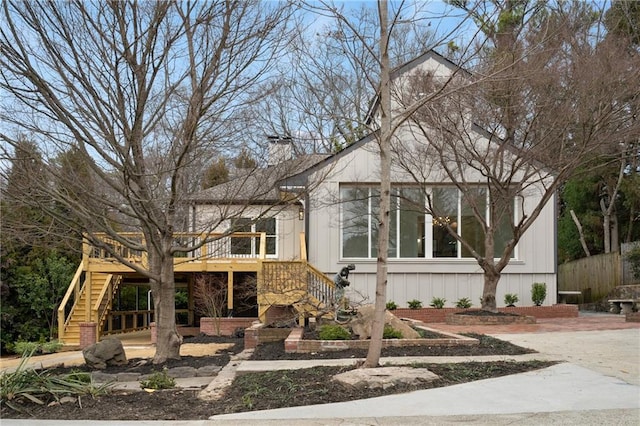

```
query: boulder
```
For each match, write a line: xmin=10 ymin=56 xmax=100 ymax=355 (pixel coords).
xmin=333 ymin=366 xmax=438 ymax=389
xmin=348 ymin=304 xmax=420 ymax=340
xmin=82 ymin=337 xmax=128 ymax=369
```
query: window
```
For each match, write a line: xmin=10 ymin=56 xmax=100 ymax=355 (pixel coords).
xmin=432 ymin=187 xmax=458 ymax=257
xmin=461 ymin=188 xmax=486 ymax=258
xmin=230 ymin=217 xmax=277 ymax=257
xmin=341 ymin=187 xmax=372 ymax=258
xmin=341 ymin=185 xmax=515 ymax=260
xmin=342 ymin=186 xmax=426 ymax=259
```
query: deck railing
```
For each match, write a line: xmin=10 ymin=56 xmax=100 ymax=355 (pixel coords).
xmin=93 ymin=274 xmax=121 ymax=338
xmin=306 ymin=263 xmax=335 ymax=306
xmin=86 ymin=232 xmax=268 ymax=262
xmin=261 ymin=260 xmax=335 ymax=310
xmin=57 ymin=264 xmax=85 ymax=342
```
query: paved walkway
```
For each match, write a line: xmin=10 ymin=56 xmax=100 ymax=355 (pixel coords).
xmin=2 ymin=312 xmax=639 ymax=425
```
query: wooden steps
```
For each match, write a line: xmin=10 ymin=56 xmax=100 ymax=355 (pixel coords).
xmin=60 ymin=272 xmax=112 ymax=345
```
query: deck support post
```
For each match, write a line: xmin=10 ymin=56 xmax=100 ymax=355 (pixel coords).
xmin=227 ymin=271 xmax=234 ymax=312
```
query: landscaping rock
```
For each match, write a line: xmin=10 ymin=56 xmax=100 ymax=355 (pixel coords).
xmin=116 ymin=372 xmax=140 ymax=382
xmin=348 ymin=305 xmax=420 ymax=340
xmin=167 ymin=366 xmax=197 ymax=378
xmin=91 ymin=371 xmax=117 ymax=383
xmin=82 ymin=337 xmax=127 ymax=370
xmin=196 ymin=365 xmax=222 ymax=377
xmin=333 ymin=366 xmax=438 ymax=390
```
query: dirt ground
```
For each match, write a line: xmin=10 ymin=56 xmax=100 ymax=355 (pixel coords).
xmin=1 ymin=333 xmax=553 ymax=420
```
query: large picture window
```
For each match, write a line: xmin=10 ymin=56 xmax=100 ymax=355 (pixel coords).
xmin=341 ymin=185 xmax=515 ymax=260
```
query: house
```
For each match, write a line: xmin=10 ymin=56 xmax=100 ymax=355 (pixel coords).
xmin=57 ymin=51 xmax=557 ymax=346
xmin=192 ymin=50 xmax=557 ymax=312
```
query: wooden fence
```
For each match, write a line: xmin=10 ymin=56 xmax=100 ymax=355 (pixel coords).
xmin=558 ymin=252 xmax=621 ymax=302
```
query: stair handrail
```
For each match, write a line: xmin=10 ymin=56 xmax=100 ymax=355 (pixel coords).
xmin=305 ymin=262 xmax=335 ymax=308
xmin=57 ymin=264 xmax=85 ymax=342
xmin=92 ymin=274 xmax=121 ymax=336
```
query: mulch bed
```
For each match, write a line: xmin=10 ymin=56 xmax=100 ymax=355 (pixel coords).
xmin=2 ymin=332 xmax=549 ymax=421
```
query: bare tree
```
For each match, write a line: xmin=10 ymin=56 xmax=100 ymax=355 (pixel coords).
xmin=298 ymin=0 xmax=481 ymax=367
xmin=0 ymin=0 xmax=294 ymax=363
xmin=399 ymin=1 xmax=640 ymax=310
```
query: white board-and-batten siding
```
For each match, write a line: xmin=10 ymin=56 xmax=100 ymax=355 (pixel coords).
xmin=305 ymin=136 xmax=558 ymax=307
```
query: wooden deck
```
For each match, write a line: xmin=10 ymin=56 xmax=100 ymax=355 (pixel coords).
xmin=57 ymin=232 xmax=334 ymax=345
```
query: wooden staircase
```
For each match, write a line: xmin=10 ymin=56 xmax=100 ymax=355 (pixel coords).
xmin=58 ymin=268 xmax=120 ymax=346
xmin=258 ymin=261 xmax=335 ymax=322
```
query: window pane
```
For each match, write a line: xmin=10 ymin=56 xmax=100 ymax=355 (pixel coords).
xmin=342 ymin=187 xmax=370 ymax=258
xmin=400 ymin=188 xmax=425 ymax=258
xmin=255 ymin=218 xmax=275 ymax=234
xmin=370 ymin=188 xmax=381 ymax=258
xmin=432 ymin=188 xmax=458 ymax=257
xmin=388 ymin=190 xmax=398 ymax=258
xmin=461 ymin=188 xmax=487 ymax=258
xmin=493 ymin=198 xmax=514 ymax=258
xmin=255 ymin=218 xmax=276 ymax=255
xmin=230 ymin=218 xmax=252 ymax=255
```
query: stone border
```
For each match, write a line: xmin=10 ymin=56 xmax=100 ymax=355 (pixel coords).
xmin=90 ymin=365 xmax=222 ymax=384
xmin=283 ymin=322 xmax=478 ymax=354
xmin=393 ymin=304 xmax=578 ymax=323
xmin=445 ymin=312 xmax=536 ymax=325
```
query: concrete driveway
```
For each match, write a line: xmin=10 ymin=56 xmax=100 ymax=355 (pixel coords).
xmin=492 ymin=328 xmax=640 ymax=385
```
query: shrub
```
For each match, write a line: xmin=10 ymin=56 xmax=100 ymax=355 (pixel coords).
xmin=429 ymin=297 xmax=446 ymax=309
xmin=13 ymin=340 xmax=63 ymax=356
xmin=382 ymin=324 xmax=403 ymax=339
xmin=385 ymin=301 xmax=398 ymax=310
xmin=407 ymin=299 xmax=423 ymax=309
xmin=40 ymin=340 xmax=63 ymax=354
xmin=504 ymin=294 xmax=519 ymax=307
xmin=13 ymin=341 xmax=40 ymax=357
xmin=455 ymin=297 xmax=472 ymax=309
xmin=531 ymin=283 xmax=547 ymax=306
xmin=140 ymin=368 xmax=176 ymax=390
xmin=318 ymin=324 xmax=351 ymax=340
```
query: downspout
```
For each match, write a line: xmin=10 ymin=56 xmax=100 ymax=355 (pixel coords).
xmin=304 ymin=193 xmax=310 ymax=260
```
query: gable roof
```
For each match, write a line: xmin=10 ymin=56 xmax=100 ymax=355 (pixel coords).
xmin=365 ymin=49 xmax=471 ymax=124
xmin=189 ymin=48 xmax=553 ymax=206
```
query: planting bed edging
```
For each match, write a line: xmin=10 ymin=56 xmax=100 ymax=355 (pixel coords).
xmin=244 ymin=323 xmax=292 ymax=349
xmin=445 ymin=312 xmax=536 ymax=325
xmin=284 ymin=322 xmax=478 ymax=354
xmin=394 ymin=304 xmax=578 ymax=323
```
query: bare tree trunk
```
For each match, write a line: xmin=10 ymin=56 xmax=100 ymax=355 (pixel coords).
xmin=480 ymin=267 xmax=501 ymax=312
xmin=601 ymin=198 xmax=612 ymax=253
xmin=601 ymin=160 xmax=626 ymax=253
xmin=149 ymin=242 xmax=182 ymax=363
xmin=611 ymin=214 xmax=619 ymax=253
xmin=364 ymin=0 xmax=390 ymax=369
xmin=570 ymin=210 xmax=591 ymax=257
